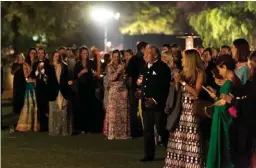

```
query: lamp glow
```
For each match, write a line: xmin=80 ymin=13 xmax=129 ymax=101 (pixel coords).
xmin=33 ymin=35 xmax=39 ymax=41
xmin=91 ymin=8 xmax=115 ymax=22
xmin=106 ymin=41 xmax=112 ymax=47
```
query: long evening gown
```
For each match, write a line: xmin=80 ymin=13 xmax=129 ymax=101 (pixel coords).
xmin=48 ymin=64 xmax=71 ymax=136
xmin=16 ymin=80 xmax=39 ymax=132
xmin=164 ymin=85 xmax=205 ymax=168
xmin=206 ymin=80 xmax=233 ymax=168
xmin=11 ymin=63 xmax=26 ymax=114
xmin=104 ymin=64 xmax=130 ymax=140
xmin=230 ymin=63 xmax=251 ymax=167
xmin=73 ymin=60 xmax=98 ymax=133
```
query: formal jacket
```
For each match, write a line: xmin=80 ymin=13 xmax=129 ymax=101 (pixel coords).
xmin=31 ymin=59 xmax=51 ymax=102
xmin=127 ymin=52 xmax=145 ymax=91
xmin=141 ymin=60 xmax=170 ymax=112
xmin=48 ymin=63 xmax=70 ymax=101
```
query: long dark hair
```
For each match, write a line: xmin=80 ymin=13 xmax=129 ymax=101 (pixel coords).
xmin=25 ymin=48 xmax=37 ymax=65
xmin=233 ymin=38 xmax=250 ymax=62
xmin=78 ymin=46 xmax=90 ymax=61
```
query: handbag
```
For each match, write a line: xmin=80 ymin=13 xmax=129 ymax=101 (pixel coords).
xmin=228 ymin=106 xmax=237 ymax=118
xmin=193 ymin=99 xmax=213 ymax=118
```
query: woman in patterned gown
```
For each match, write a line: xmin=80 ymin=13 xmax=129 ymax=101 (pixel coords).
xmin=48 ymin=51 xmax=71 ymax=136
xmin=16 ymin=48 xmax=39 ymax=132
xmin=104 ymin=50 xmax=130 ymax=140
xmin=164 ymin=49 xmax=205 ymax=168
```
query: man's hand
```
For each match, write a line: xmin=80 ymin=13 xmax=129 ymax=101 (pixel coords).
xmin=137 ymin=76 xmax=143 ymax=86
xmin=68 ymin=80 xmax=73 ymax=85
xmin=81 ymin=68 xmax=88 ymax=74
xmin=145 ymin=97 xmax=157 ymax=108
xmin=135 ymin=89 xmax=142 ymax=99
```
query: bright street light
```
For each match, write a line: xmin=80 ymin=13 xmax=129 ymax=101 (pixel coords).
xmin=90 ymin=7 xmax=120 ymax=52
xmin=106 ymin=41 xmax=112 ymax=48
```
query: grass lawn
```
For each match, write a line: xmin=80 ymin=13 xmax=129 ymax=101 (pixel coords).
xmin=1 ymin=99 xmax=165 ymax=168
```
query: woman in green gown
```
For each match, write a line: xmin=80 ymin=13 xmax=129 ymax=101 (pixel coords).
xmin=206 ymin=55 xmax=237 ymax=168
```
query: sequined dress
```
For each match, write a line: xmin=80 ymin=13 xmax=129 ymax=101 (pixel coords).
xmin=164 ymin=86 xmax=205 ymax=168
xmin=48 ymin=64 xmax=71 ymax=136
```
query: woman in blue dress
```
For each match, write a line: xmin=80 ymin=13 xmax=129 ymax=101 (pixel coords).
xmin=16 ymin=48 xmax=39 ymax=132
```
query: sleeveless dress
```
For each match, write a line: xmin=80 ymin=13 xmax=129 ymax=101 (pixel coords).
xmin=206 ymin=80 xmax=233 ymax=168
xmin=164 ymin=85 xmax=205 ymax=168
xmin=16 ymin=81 xmax=39 ymax=132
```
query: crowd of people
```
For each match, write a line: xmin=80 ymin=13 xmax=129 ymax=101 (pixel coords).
xmin=8 ymin=38 xmax=256 ymax=168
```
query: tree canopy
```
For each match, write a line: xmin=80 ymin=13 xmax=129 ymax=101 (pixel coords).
xmin=189 ymin=2 xmax=256 ymax=47
xmin=119 ymin=2 xmax=178 ymax=35
xmin=1 ymin=1 xmax=89 ymax=51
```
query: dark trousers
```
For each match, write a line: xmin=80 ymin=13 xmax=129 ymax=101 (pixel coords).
xmin=230 ymin=120 xmax=252 ymax=168
xmin=129 ymin=90 xmax=142 ymax=137
xmin=142 ymin=110 xmax=168 ymax=158
xmin=37 ymin=98 xmax=49 ymax=132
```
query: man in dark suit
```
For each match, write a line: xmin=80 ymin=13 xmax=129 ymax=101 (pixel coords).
xmin=127 ymin=41 xmax=148 ymax=138
xmin=139 ymin=44 xmax=170 ymax=162
xmin=31 ymin=48 xmax=51 ymax=132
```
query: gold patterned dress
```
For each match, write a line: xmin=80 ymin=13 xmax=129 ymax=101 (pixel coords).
xmin=16 ymin=79 xmax=39 ymax=132
xmin=164 ymin=86 xmax=205 ymax=168
xmin=104 ymin=64 xmax=130 ymax=140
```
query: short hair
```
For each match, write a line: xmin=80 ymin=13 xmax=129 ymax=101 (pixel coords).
xmin=38 ymin=48 xmax=46 ymax=55
xmin=124 ymin=49 xmax=134 ymax=56
xmin=148 ymin=44 xmax=160 ymax=55
xmin=221 ymin=45 xmax=231 ymax=51
xmin=162 ymin=44 xmax=171 ymax=49
xmin=170 ymin=43 xmax=180 ymax=48
xmin=104 ymin=53 xmax=111 ymax=62
xmin=203 ymin=48 xmax=212 ymax=56
xmin=197 ymin=45 xmax=204 ymax=49
xmin=136 ymin=41 xmax=148 ymax=51
xmin=58 ymin=46 xmax=66 ymax=50
xmin=216 ymin=54 xmax=236 ymax=71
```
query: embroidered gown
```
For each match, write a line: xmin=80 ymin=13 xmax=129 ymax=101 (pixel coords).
xmin=16 ymin=64 xmax=39 ymax=132
xmin=164 ymin=84 xmax=205 ymax=168
xmin=104 ymin=64 xmax=130 ymax=140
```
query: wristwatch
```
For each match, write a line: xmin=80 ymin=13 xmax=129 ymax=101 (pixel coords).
xmin=181 ymin=81 xmax=186 ymax=86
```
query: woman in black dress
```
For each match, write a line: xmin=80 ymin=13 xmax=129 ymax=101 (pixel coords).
xmin=11 ymin=52 xmax=26 ymax=114
xmin=73 ymin=46 xmax=98 ymax=134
